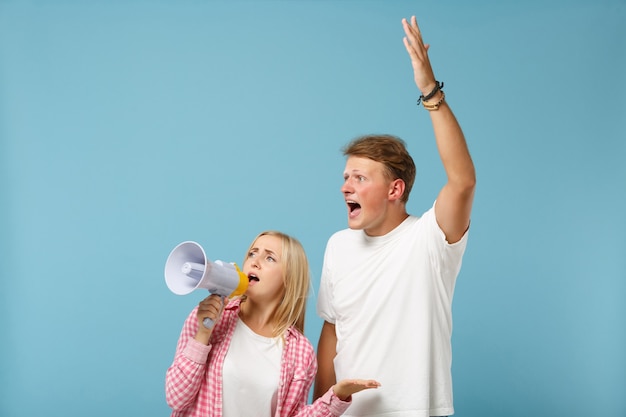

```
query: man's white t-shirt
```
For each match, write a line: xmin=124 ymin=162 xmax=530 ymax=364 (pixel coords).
xmin=317 ymin=204 xmax=468 ymax=417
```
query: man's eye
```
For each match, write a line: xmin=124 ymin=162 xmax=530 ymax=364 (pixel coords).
xmin=358 ymin=176 xmax=366 ymax=182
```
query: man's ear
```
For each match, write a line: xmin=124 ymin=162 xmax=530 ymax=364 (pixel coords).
xmin=388 ymin=179 xmax=406 ymax=201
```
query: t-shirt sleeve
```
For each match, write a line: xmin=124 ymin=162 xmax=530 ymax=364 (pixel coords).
xmin=425 ymin=201 xmax=469 ymax=287
xmin=428 ymin=200 xmax=469 ymax=249
xmin=316 ymin=241 xmax=336 ymax=324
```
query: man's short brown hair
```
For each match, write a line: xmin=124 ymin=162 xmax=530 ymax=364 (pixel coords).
xmin=342 ymin=134 xmax=416 ymax=203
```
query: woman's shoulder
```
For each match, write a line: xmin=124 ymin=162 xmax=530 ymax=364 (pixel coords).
xmin=285 ymin=327 xmax=315 ymax=353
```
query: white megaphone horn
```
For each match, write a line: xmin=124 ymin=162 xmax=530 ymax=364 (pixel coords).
xmin=164 ymin=241 xmax=249 ymax=328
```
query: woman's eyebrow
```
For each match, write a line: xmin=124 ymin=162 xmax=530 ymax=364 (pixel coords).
xmin=250 ymin=247 xmax=277 ymax=257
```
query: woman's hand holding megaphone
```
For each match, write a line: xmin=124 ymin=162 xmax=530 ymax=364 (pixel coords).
xmin=193 ymin=294 xmax=225 ymax=344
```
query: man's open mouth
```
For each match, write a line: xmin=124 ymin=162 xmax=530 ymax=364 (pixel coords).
xmin=347 ymin=200 xmax=361 ymax=213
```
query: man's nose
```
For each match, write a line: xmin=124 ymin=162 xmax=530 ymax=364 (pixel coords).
xmin=341 ymin=180 xmax=353 ymax=194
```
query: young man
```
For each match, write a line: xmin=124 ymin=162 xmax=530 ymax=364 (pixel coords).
xmin=314 ymin=16 xmax=476 ymax=417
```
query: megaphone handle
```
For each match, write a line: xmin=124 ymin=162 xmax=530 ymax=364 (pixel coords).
xmin=202 ymin=295 xmax=225 ymax=329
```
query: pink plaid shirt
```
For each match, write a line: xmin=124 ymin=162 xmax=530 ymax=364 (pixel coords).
xmin=166 ymin=299 xmax=350 ymax=417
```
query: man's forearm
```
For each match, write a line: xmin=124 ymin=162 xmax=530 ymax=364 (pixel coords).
xmin=314 ymin=321 xmax=338 ymax=400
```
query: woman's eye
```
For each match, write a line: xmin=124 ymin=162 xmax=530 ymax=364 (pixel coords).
xmin=267 ymin=256 xmax=276 ymax=263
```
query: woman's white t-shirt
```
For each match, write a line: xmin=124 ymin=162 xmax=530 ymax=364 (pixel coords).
xmin=222 ymin=318 xmax=283 ymax=417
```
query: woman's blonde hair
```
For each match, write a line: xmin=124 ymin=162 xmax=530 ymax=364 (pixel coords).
xmin=243 ymin=230 xmax=310 ymax=338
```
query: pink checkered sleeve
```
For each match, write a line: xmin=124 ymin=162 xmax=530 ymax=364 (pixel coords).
xmin=278 ymin=329 xmax=351 ymax=417
xmin=306 ymin=388 xmax=352 ymax=416
xmin=165 ymin=307 xmax=212 ymax=413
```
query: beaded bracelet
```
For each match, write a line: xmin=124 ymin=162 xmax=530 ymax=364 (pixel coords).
xmin=417 ymin=81 xmax=444 ymax=105
xmin=422 ymin=91 xmax=446 ymax=111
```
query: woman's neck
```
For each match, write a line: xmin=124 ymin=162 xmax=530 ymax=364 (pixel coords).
xmin=238 ymin=299 xmax=278 ymax=338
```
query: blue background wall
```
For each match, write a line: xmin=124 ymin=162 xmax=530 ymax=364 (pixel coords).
xmin=1 ymin=1 xmax=624 ymax=416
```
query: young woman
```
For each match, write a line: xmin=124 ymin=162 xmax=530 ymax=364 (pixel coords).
xmin=166 ymin=230 xmax=379 ymax=417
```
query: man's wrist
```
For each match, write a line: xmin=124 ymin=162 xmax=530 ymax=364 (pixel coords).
xmin=417 ymin=80 xmax=444 ymax=105
xmin=422 ymin=90 xmax=446 ymax=111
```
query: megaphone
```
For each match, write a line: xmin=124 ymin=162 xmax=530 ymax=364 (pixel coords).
xmin=164 ymin=241 xmax=249 ymax=328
